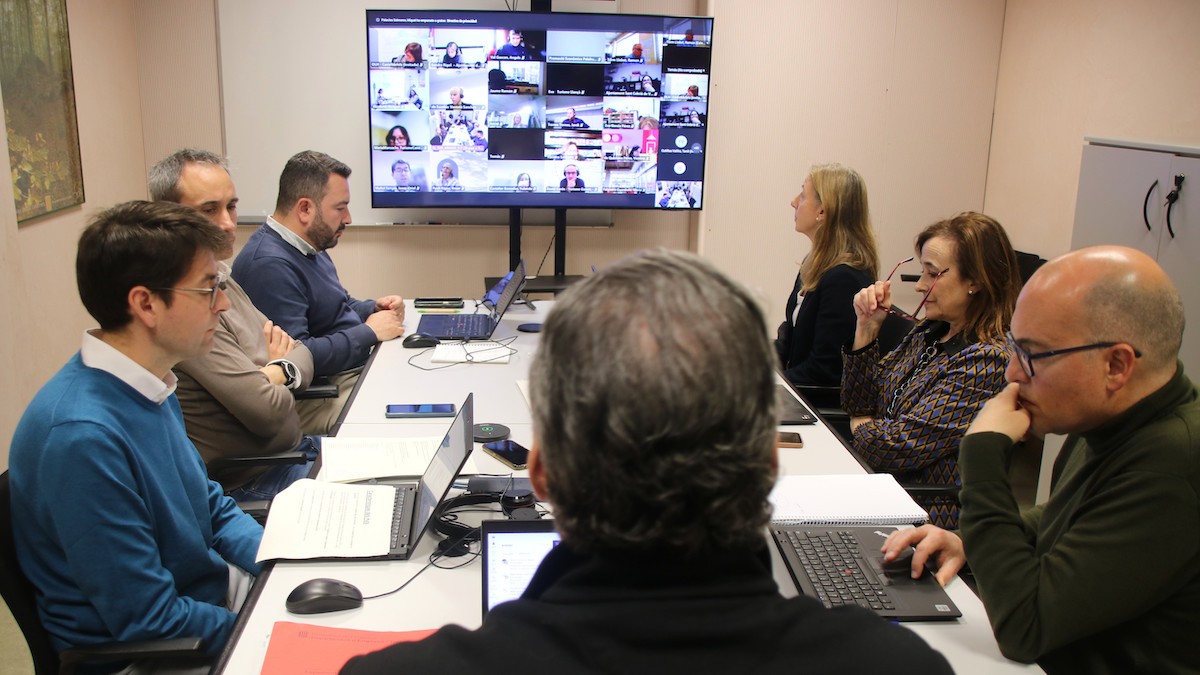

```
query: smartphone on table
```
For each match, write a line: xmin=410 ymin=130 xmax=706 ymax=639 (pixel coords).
xmin=777 ymin=431 xmax=804 ymax=448
xmin=414 ymin=297 xmax=465 ymax=309
xmin=384 ymin=403 xmax=457 ymax=419
xmin=483 ymin=440 xmax=530 ymax=470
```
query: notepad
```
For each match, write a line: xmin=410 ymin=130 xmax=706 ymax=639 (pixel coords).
xmin=769 ymin=474 xmax=929 ymax=526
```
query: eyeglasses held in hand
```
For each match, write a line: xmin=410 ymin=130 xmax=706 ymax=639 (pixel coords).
xmin=883 ymin=257 xmax=948 ymax=321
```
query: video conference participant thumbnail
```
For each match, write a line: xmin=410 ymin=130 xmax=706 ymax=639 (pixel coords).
xmin=487 ymin=160 xmax=544 ymax=193
xmin=492 ymin=28 xmax=546 ymax=61
xmin=546 ymin=96 xmax=603 ymax=129
xmin=487 ymin=60 xmax=544 ymax=96
xmin=660 ymin=101 xmax=707 ymax=127
xmin=605 ymin=63 xmax=662 ymax=96
xmin=485 ymin=95 xmax=545 ymax=130
xmin=488 ymin=129 xmax=547 ymax=161
xmin=544 ymin=63 xmax=606 ymax=97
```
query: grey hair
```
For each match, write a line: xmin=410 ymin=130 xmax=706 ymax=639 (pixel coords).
xmin=1083 ymin=275 xmax=1185 ymax=373
xmin=147 ymin=148 xmax=228 ymax=202
xmin=529 ymin=249 xmax=779 ymax=557
xmin=273 ymin=150 xmax=351 ymax=215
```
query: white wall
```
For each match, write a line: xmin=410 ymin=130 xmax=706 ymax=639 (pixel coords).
xmin=0 ymin=0 xmax=149 ymax=470
xmin=983 ymin=0 xmax=1200 ymax=258
xmin=701 ymin=0 xmax=1006 ymax=320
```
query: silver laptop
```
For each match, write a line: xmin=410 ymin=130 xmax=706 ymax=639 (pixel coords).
xmin=416 ymin=260 xmax=526 ymax=340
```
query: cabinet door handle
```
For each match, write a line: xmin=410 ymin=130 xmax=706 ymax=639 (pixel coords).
xmin=1166 ymin=174 xmax=1185 ymax=239
xmin=1143 ymin=179 xmax=1159 ymax=232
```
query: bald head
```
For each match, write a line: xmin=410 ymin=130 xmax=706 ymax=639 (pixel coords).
xmin=1025 ymin=246 xmax=1183 ymax=374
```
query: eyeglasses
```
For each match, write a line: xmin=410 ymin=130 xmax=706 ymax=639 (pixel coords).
xmin=1005 ymin=330 xmax=1142 ymax=378
xmin=152 ymin=272 xmax=227 ymax=310
xmin=884 ymin=256 xmax=948 ymax=321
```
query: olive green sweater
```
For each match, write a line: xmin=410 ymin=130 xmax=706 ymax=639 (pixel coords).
xmin=959 ymin=365 xmax=1200 ymax=674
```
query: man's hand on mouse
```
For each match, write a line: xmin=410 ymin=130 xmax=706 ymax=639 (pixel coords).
xmin=881 ymin=525 xmax=966 ymax=587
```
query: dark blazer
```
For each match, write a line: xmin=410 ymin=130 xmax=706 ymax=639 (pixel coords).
xmin=776 ymin=263 xmax=873 ymax=387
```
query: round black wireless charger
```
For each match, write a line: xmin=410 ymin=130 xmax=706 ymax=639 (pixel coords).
xmin=473 ymin=423 xmax=511 ymax=443
xmin=516 ymin=323 xmax=542 ymax=333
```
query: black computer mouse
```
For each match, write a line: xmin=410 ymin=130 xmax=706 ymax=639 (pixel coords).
xmin=402 ymin=333 xmax=440 ymax=348
xmin=285 ymin=577 xmax=364 ymax=614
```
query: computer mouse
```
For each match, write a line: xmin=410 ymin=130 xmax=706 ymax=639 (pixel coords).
xmin=285 ymin=577 xmax=363 ymax=614
xmin=402 ymin=333 xmax=440 ymax=348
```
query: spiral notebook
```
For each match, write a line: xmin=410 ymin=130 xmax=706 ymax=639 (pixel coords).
xmin=769 ymin=474 xmax=928 ymax=526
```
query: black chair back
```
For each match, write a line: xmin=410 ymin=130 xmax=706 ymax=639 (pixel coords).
xmin=0 ymin=470 xmax=61 ymax=675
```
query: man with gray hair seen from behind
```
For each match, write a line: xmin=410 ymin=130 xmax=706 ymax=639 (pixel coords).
xmin=150 ymin=149 xmax=320 ymax=500
xmin=233 ymin=150 xmax=407 ymax=425
xmin=882 ymin=246 xmax=1200 ymax=674
xmin=340 ymin=249 xmax=951 ymax=674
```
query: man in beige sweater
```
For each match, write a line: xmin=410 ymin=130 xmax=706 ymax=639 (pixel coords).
xmin=150 ymin=149 xmax=322 ymax=499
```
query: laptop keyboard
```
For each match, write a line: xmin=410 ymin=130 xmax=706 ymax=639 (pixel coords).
xmin=780 ymin=528 xmax=897 ymax=611
xmin=432 ymin=314 xmax=487 ymax=337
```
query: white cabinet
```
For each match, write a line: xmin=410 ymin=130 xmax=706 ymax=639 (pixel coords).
xmin=1072 ymin=139 xmax=1200 ymax=377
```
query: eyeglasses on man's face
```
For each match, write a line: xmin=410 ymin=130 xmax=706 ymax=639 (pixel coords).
xmin=884 ymin=256 xmax=948 ymax=321
xmin=152 ymin=272 xmax=227 ymax=310
xmin=1005 ymin=330 xmax=1142 ymax=378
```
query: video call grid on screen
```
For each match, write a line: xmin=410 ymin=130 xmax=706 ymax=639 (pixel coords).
xmin=367 ymin=9 xmax=713 ymax=210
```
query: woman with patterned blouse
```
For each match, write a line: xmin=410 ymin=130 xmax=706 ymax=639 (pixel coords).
xmin=842 ymin=212 xmax=1021 ymax=528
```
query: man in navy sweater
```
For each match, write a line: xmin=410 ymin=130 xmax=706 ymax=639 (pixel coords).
xmin=9 ymin=201 xmax=263 ymax=671
xmin=232 ymin=151 xmax=406 ymax=417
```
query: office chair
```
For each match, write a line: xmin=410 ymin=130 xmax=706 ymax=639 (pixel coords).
xmin=0 ymin=471 xmax=205 ymax=675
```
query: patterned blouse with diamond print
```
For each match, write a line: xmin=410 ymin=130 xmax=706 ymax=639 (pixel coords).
xmin=841 ymin=320 xmax=1008 ymax=529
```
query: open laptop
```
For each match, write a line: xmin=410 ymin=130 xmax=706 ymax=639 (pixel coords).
xmin=776 ymin=382 xmax=818 ymax=425
xmin=770 ymin=524 xmax=961 ymax=621
xmin=358 ymin=393 xmax=475 ymax=560
xmin=480 ymin=518 xmax=559 ymax=614
xmin=416 ymin=260 xmax=527 ymax=340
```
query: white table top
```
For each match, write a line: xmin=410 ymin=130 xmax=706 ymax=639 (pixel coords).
xmin=216 ymin=300 xmax=1038 ymax=673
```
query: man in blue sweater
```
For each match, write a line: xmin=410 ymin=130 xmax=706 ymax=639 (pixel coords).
xmin=232 ymin=151 xmax=406 ymax=419
xmin=9 ymin=201 xmax=264 ymax=670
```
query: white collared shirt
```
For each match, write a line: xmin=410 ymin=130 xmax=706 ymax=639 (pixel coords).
xmin=266 ymin=215 xmax=317 ymax=257
xmin=79 ymin=330 xmax=177 ymax=404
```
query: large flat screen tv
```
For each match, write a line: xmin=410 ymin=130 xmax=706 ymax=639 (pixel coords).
xmin=367 ymin=10 xmax=713 ymax=211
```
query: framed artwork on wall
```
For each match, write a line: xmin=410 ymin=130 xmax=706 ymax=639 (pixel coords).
xmin=1 ymin=0 xmax=84 ymax=222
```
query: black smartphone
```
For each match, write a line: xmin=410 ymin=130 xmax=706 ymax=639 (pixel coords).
xmin=414 ymin=297 xmax=465 ymax=309
xmin=483 ymin=439 xmax=529 ymax=470
xmin=384 ymin=403 xmax=457 ymax=419
xmin=777 ymin=431 xmax=804 ymax=448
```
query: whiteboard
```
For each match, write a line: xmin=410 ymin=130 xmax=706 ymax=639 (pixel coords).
xmin=217 ymin=0 xmax=617 ymax=227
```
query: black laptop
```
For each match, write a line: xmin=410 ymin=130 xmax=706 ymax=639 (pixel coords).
xmin=776 ymin=384 xmax=818 ymax=425
xmin=416 ymin=260 xmax=526 ymax=340
xmin=771 ymin=524 xmax=961 ymax=621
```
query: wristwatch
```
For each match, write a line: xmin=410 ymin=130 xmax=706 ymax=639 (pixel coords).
xmin=267 ymin=359 xmax=302 ymax=391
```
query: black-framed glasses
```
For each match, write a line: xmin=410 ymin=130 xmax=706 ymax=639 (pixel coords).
xmin=1005 ymin=330 xmax=1142 ymax=378
xmin=152 ymin=272 xmax=227 ymax=310
xmin=884 ymin=256 xmax=948 ymax=321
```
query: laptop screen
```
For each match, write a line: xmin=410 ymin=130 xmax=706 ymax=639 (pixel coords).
xmin=481 ymin=518 xmax=560 ymax=614
xmin=488 ymin=259 xmax=527 ymax=321
xmin=412 ymin=393 xmax=475 ymax=543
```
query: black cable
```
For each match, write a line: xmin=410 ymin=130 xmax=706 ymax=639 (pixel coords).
xmin=534 ymin=232 xmax=555 ymax=276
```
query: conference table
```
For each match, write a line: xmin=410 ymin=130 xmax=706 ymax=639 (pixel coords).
xmin=215 ymin=298 xmax=1039 ymax=673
